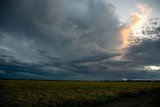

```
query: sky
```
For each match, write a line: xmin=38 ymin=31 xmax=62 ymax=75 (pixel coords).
xmin=0 ymin=0 xmax=160 ymax=80
xmin=108 ymin=0 xmax=160 ymax=22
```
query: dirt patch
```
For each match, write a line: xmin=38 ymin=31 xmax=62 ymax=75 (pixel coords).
xmin=96 ymin=91 xmax=160 ymax=107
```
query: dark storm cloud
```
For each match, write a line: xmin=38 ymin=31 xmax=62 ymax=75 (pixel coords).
xmin=0 ymin=0 xmax=120 ymax=79
xmin=0 ymin=54 xmax=76 ymax=79
xmin=0 ymin=0 xmax=120 ymax=62
xmin=0 ymin=0 xmax=160 ymax=80
xmin=126 ymin=39 xmax=160 ymax=66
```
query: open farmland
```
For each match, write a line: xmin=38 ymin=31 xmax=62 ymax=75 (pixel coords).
xmin=0 ymin=80 xmax=160 ymax=107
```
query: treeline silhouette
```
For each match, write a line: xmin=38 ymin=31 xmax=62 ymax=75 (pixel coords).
xmin=1 ymin=78 xmax=160 ymax=82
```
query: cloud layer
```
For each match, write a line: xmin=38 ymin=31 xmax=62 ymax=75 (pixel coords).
xmin=0 ymin=0 xmax=160 ymax=80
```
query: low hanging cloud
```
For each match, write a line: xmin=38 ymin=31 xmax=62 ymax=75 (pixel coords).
xmin=0 ymin=0 xmax=121 ymax=79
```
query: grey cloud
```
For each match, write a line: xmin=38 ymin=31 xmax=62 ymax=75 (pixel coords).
xmin=0 ymin=55 xmax=76 ymax=79
xmin=126 ymin=39 xmax=160 ymax=66
xmin=0 ymin=0 xmax=160 ymax=80
xmin=0 ymin=0 xmax=120 ymax=63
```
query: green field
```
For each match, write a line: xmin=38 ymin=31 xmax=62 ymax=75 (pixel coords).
xmin=0 ymin=80 xmax=160 ymax=107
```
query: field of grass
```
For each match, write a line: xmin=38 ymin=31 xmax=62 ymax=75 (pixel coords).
xmin=0 ymin=80 xmax=160 ymax=107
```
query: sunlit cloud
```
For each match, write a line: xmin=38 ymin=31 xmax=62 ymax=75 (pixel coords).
xmin=144 ymin=66 xmax=160 ymax=71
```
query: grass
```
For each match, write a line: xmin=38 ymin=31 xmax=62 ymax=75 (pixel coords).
xmin=0 ymin=80 xmax=160 ymax=107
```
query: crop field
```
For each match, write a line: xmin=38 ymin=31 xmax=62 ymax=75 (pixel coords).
xmin=0 ymin=80 xmax=160 ymax=107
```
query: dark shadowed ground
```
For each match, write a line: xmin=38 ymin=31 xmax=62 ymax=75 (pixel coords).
xmin=97 ymin=91 xmax=160 ymax=107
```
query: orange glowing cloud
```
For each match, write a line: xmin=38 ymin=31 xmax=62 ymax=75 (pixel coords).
xmin=130 ymin=12 xmax=142 ymax=27
xmin=119 ymin=12 xmax=142 ymax=49
xmin=119 ymin=3 xmax=151 ymax=50
xmin=119 ymin=26 xmax=132 ymax=49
